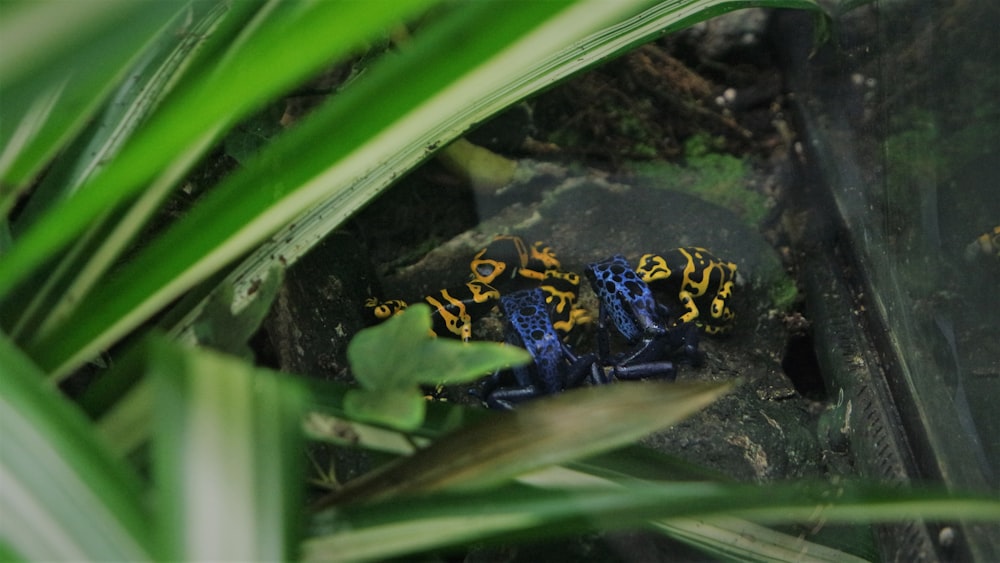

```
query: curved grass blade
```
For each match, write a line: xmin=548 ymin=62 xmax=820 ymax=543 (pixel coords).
xmin=0 ymin=0 xmax=185 ymax=200
xmin=314 ymin=380 xmax=735 ymax=507
xmin=305 ymin=480 xmax=999 ymax=562
xmin=5 ymin=1 xmax=232 ymax=341
xmin=651 ymin=517 xmax=870 ymax=563
xmin=0 ymin=0 xmax=435 ymax=303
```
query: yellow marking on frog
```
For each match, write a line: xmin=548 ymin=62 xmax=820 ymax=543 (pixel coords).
xmin=637 ymin=247 xmax=738 ymax=334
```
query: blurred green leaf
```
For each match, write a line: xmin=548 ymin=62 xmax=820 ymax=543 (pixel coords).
xmin=416 ymin=338 xmax=531 ymax=385
xmin=344 ymin=387 xmax=427 ymax=434
xmin=0 ymin=0 xmax=186 ymax=199
xmin=348 ymin=304 xmax=530 ymax=389
xmin=318 ymin=380 xmax=735 ymax=506
xmin=148 ymin=336 xmax=307 ymax=561
xmin=347 ymin=303 xmax=434 ymax=390
xmin=10 ymin=1 xmax=231 ymax=227
xmin=344 ymin=304 xmax=528 ymax=430
xmin=651 ymin=517 xmax=870 ymax=563
xmin=0 ymin=335 xmax=151 ymax=561
xmin=305 ymin=479 xmax=1000 ymax=562
xmin=222 ymin=103 xmax=288 ymax=164
xmin=192 ymin=266 xmax=283 ymax=358
xmin=3 ymin=2 xmax=234 ymax=345
xmin=0 ymin=0 xmax=435 ymax=310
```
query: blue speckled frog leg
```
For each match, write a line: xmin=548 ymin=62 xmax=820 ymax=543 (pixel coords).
xmin=501 ymin=289 xmax=565 ymax=394
xmin=565 ymin=350 xmax=600 ymax=387
xmin=619 ymin=309 xmax=702 ymax=370
xmin=593 ymin=294 xmax=615 ymax=363
xmin=586 ymin=255 xmax=673 ymax=366
xmin=478 ymin=288 xmax=591 ymax=409
xmin=482 ymin=351 xmax=599 ymax=409
xmin=476 ymin=356 xmax=542 ymax=410
xmin=586 ymin=255 xmax=644 ymax=340
xmin=587 ymin=255 xmax=636 ymax=362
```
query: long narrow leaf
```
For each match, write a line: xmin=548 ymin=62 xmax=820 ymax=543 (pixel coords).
xmin=6 ymin=2 xmax=233 ymax=342
xmin=523 ymin=459 xmax=870 ymax=562
xmin=314 ymin=380 xmax=734 ymax=506
xmin=0 ymin=0 xmax=435 ymax=302
xmin=0 ymin=335 xmax=151 ymax=561
xmin=148 ymin=337 xmax=307 ymax=561
xmin=652 ymin=517 xmax=869 ymax=563
xmin=0 ymin=0 xmax=185 ymax=198
xmin=304 ymin=480 xmax=999 ymax=562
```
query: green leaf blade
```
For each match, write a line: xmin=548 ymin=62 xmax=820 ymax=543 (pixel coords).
xmin=344 ymin=388 xmax=427 ymax=433
xmin=348 ymin=304 xmax=530 ymax=390
xmin=149 ymin=338 xmax=307 ymax=561
xmin=317 ymin=380 xmax=736 ymax=505
xmin=417 ymin=339 xmax=531 ymax=385
xmin=347 ymin=304 xmax=432 ymax=390
xmin=0 ymin=0 xmax=185 ymax=194
xmin=306 ymin=480 xmax=1000 ymax=562
xmin=0 ymin=335 xmax=151 ymax=561
xmin=0 ymin=0 xmax=435 ymax=306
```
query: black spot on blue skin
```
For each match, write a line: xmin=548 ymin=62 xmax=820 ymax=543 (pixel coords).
xmin=624 ymin=280 xmax=644 ymax=296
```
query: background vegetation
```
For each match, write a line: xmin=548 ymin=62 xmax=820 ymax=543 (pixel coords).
xmin=2 ymin=1 xmax=997 ymax=561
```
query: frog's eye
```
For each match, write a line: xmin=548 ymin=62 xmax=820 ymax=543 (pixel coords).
xmin=367 ymin=300 xmax=405 ymax=319
xmin=472 ymin=259 xmax=505 ymax=283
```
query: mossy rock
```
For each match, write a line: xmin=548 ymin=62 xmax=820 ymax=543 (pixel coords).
xmin=383 ymin=176 xmax=793 ymax=321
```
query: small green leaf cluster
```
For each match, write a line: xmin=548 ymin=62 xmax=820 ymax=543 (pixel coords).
xmin=345 ymin=304 xmax=530 ymax=430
